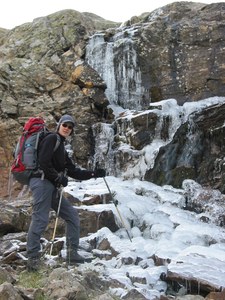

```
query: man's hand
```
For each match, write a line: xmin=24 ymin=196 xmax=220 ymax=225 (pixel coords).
xmin=55 ymin=173 xmax=68 ymax=187
xmin=94 ymin=168 xmax=106 ymax=178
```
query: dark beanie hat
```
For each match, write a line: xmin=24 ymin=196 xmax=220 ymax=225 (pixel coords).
xmin=56 ymin=114 xmax=76 ymax=133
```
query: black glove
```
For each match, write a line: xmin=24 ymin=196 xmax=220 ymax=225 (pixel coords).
xmin=55 ymin=173 xmax=68 ymax=187
xmin=94 ymin=168 xmax=106 ymax=178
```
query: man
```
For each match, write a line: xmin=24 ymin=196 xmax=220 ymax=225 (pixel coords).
xmin=26 ymin=114 xmax=106 ymax=271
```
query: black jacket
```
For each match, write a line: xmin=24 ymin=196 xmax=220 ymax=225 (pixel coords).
xmin=38 ymin=132 xmax=95 ymax=184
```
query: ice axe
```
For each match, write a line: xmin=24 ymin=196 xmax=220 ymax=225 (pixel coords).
xmin=103 ymin=177 xmax=132 ymax=242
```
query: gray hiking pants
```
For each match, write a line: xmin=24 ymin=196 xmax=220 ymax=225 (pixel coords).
xmin=27 ymin=177 xmax=80 ymax=258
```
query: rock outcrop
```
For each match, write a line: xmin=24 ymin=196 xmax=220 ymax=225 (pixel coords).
xmin=1 ymin=3 xmax=225 ymax=196
xmin=1 ymin=3 xmax=225 ymax=299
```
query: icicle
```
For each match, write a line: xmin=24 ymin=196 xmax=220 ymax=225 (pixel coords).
xmin=85 ymin=27 xmax=146 ymax=110
xmin=92 ymin=123 xmax=115 ymax=175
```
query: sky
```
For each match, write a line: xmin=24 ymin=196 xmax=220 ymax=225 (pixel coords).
xmin=1 ymin=0 xmax=225 ymax=29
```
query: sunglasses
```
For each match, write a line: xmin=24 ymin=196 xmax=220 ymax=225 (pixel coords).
xmin=61 ymin=123 xmax=73 ymax=130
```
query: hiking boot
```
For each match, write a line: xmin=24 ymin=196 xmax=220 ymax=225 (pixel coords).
xmin=66 ymin=249 xmax=92 ymax=264
xmin=26 ymin=256 xmax=40 ymax=272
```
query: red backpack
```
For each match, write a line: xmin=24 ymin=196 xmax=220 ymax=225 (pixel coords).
xmin=11 ymin=117 xmax=60 ymax=185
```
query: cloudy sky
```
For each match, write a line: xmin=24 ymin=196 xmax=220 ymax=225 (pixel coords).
xmin=1 ymin=0 xmax=224 ymax=29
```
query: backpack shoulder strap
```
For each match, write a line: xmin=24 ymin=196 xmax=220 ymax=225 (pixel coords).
xmin=53 ymin=133 xmax=61 ymax=152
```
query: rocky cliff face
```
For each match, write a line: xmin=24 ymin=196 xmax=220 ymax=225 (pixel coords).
xmin=1 ymin=2 xmax=225 ymax=196
xmin=86 ymin=2 xmax=225 ymax=107
xmin=0 ymin=10 xmax=117 ymax=196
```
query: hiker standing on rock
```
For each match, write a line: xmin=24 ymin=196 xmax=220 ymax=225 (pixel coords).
xmin=26 ymin=114 xmax=106 ymax=271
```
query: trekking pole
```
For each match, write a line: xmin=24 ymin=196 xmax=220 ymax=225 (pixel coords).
xmin=103 ymin=177 xmax=132 ymax=242
xmin=49 ymin=169 xmax=67 ymax=256
xmin=49 ymin=186 xmax=64 ymax=256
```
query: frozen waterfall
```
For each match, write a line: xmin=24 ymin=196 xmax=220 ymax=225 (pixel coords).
xmin=85 ymin=27 xmax=146 ymax=111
